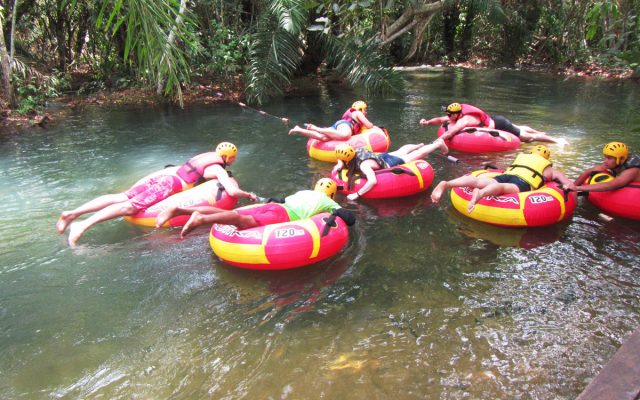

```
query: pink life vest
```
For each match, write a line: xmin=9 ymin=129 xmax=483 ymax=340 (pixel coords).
xmin=176 ymin=152 xmax=225 ymax=184
xmin=461 ymin=104 xmax=493 ymax=127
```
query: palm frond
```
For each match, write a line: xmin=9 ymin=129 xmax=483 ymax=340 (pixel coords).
xmin=98 ymin=0 xmax=198 ymax=105
xmin=244 ymin=0 xmax=308 ymax=104
xmin=322 ymin=34 xmax=405 ymax=95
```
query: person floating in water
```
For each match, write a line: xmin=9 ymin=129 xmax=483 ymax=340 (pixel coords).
xmin=430 ymin=145 xmax=575 ymax=213
xmin=288 ymin=101 xmax=375 ymax=141
xmin=56 ymin=142 xmax=256 ymax=246
xmin=574 ymin=141 xmax=640 ymax=192
xmin=155 ymin=178 xmax=356 ymax=238
xmin=332 ymin=139 xmax=448 ymax=200
xmin=420 ymin=102 xmax=569 ymax=145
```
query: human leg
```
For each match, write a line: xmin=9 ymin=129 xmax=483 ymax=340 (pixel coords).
xmin=288 ymin=125 xmax=329 ymax=141
xmin=518 ymin=130 xmax=569 ymax=145
xmin=468 ymin=182 xmax=520 ymax=213
xmin=56 ymin=193 xmax=129 ymax=233
xmin=306 ymin=121 xmax=353 ymax=140
xmin=67 ymin=201 xmax=138 ymax=246
xmin=181 ymin=210 xmax=258 ymax=238
xmin=390 ymin=143 xmax=425 ymax=155
xmin=430 ymin=175 xmax=495 ymax=203
xmin=398 ymin=139 xmax=449 ymax=163
xmin=155 ymin=205 xmax=232 ymax=228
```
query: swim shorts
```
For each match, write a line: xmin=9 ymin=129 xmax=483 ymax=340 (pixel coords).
xmin=125 ymin=175 xmax=184 ymax=210
xmin=491 ymin=115 xmax=521 ymax=137
xmin=379 ymin=153 xmax=405 ymax=168
xmin=235 ymin=203 xmax=290 ymax=226
xmin=494 ymin=174 xmax=531 ymax=192
xmin=331 ymin=119 xmax=353 ymax=130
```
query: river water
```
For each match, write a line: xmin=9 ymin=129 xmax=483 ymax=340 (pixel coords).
xmin=1 ymin=68 xmax=639 ymax=399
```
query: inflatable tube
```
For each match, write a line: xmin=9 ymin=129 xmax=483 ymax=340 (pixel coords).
xmin=584 ymin=173 xmax=640 ymax=220
xmin=330 ymin=159 xmax=434 ymax=198
xmin=437 ymin=125 xmax=521 ymax=153
xmin=450 ymin=169 xmax=577 ymax=227
xmin=124 ymin=179 xmax=239 ymax=227
xmin=307 ymin=127 xmax=391 ymax=162
xmin=209 ymin=207 xmax=349 ymax=270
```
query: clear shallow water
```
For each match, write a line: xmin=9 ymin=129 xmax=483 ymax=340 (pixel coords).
xmin=1 ymin=68 xmax=639 ymax=399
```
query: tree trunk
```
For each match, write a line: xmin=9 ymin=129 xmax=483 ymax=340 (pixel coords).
xmin=0 ymin=17 xmax=16 ymax=108
xmin=379 ymin=1 xmax=444 ymax=47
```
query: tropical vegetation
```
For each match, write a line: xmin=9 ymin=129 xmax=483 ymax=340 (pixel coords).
xmin=0 ymin=0 xmax=638 ymax=114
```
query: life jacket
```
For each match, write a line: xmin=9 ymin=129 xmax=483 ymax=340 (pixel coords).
xmin=341 ymin=108 xmax=363 ymax=134
xmin=461 ymin=104 xmax=493 ymax=127
xmin=613 ymin=154 xmax=640 ymax=176
xmin=504 ymin=153 xmax=552 ymax=190
xmin=343 ymin=148 xmax=386 ymax=189
xmin=176 ymin=152 xmax=226 ymax=185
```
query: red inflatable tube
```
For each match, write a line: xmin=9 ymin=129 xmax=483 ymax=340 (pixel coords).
xmin=330 ymin=159 xmax=434 ymax=198
xmin=585 ymin=173 xmax=640 ymax=220
xmin=209 ymin=209 xmax=349 ymax=270
xmin=437 ymin=125 xmax=521 ymax=153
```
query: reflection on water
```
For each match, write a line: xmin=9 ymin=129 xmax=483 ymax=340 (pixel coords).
xmin=1 ymin=69 xmax=640 ymax=399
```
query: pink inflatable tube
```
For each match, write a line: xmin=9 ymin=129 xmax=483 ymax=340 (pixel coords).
xmin=437 ymin=125 xmax=521 ymax=153
xmin=585 ymin=173 xmax=640 ymax=220
xmin=330 ymin=159 xmax=434 ymax=198
xmin=209 ymin=207 xmax=349 ymax=270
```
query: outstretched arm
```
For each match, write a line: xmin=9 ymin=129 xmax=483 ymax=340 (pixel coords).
xmin=347 ymin=163 xmax=377 ymax=200
xmin=546 ymin=167 xmax=576 ymax=191
xmin=419 ymin=116 xmax=448 ymax=126
xmin=573 ymin=164 xmax=609 ymax=186
xmin=576 ymin=168 xmax=638 ymax=192
xmin=205 ymin=164 xmax=257 ymax=201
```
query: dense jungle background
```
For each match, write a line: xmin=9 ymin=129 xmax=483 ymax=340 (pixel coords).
xmin=0 ymin=0 xmax=638 ymax=119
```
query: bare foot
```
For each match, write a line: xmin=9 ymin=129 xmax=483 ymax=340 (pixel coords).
xmin=435 ymin=138 xmax=449 ymax=155
xmin=288 ymin=126 xmax=302 ymax=135
xmin=67 ymin=222 xmax=86 ymax=247
xmin=430 ymin=181 xmax=447 ymax=203
xmin=468 ymin=188 xmax=480 ymax=213
xmin=155 ymin=206 xmax=176 ymax=228
xmin=56 ymin=211 xmax=74 ymax=233
xmin=181 ymin=211 xmax=203 ymax=238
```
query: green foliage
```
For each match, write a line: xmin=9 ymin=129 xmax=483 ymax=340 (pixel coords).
xmin=10 ymin=69 xmax=68 ymax=115
xmin=97 ymin=0 xmax=199 ymax=104
xmin=190 ymin=20 xmax=249 ymax=79
xmin=244 ymin=1 xmax=306 ymax=105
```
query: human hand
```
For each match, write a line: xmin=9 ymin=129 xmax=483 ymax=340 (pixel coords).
xmin=419 ymin=118 xmax=430 ymax=126
xmin=347 ymin=193 xmax=360 ymax=201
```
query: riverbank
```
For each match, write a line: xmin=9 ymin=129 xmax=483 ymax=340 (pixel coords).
xmin=0 ymin=62 xmax=636 ymax=134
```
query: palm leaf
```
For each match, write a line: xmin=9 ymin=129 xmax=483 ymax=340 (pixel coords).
xmin=244 ymin=0 xmax=308 ymax=104
xmin=322 ymin=34 xmax=405 ymax=95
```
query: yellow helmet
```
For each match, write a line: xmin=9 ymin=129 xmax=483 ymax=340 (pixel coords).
xmin=603 ymin=141 xmax=629 ymax=166
xmin=335 ymin=143 xmax=356 ymax=162
xmin=352 ymin=100 xmax=367 ymax=112
xmin=314 ymin=178 xmax=337 ymax=199
xmin=530 ymin=145 xmax=550 ymax=160
xmin=215 ymin=142 xmax=238 ymax=158
xmin=446 ymin=102 xmax=462 ymax=114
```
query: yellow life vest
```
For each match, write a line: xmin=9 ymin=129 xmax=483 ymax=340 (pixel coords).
xmin=504 ymin=154 xmax=551 ymax=190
